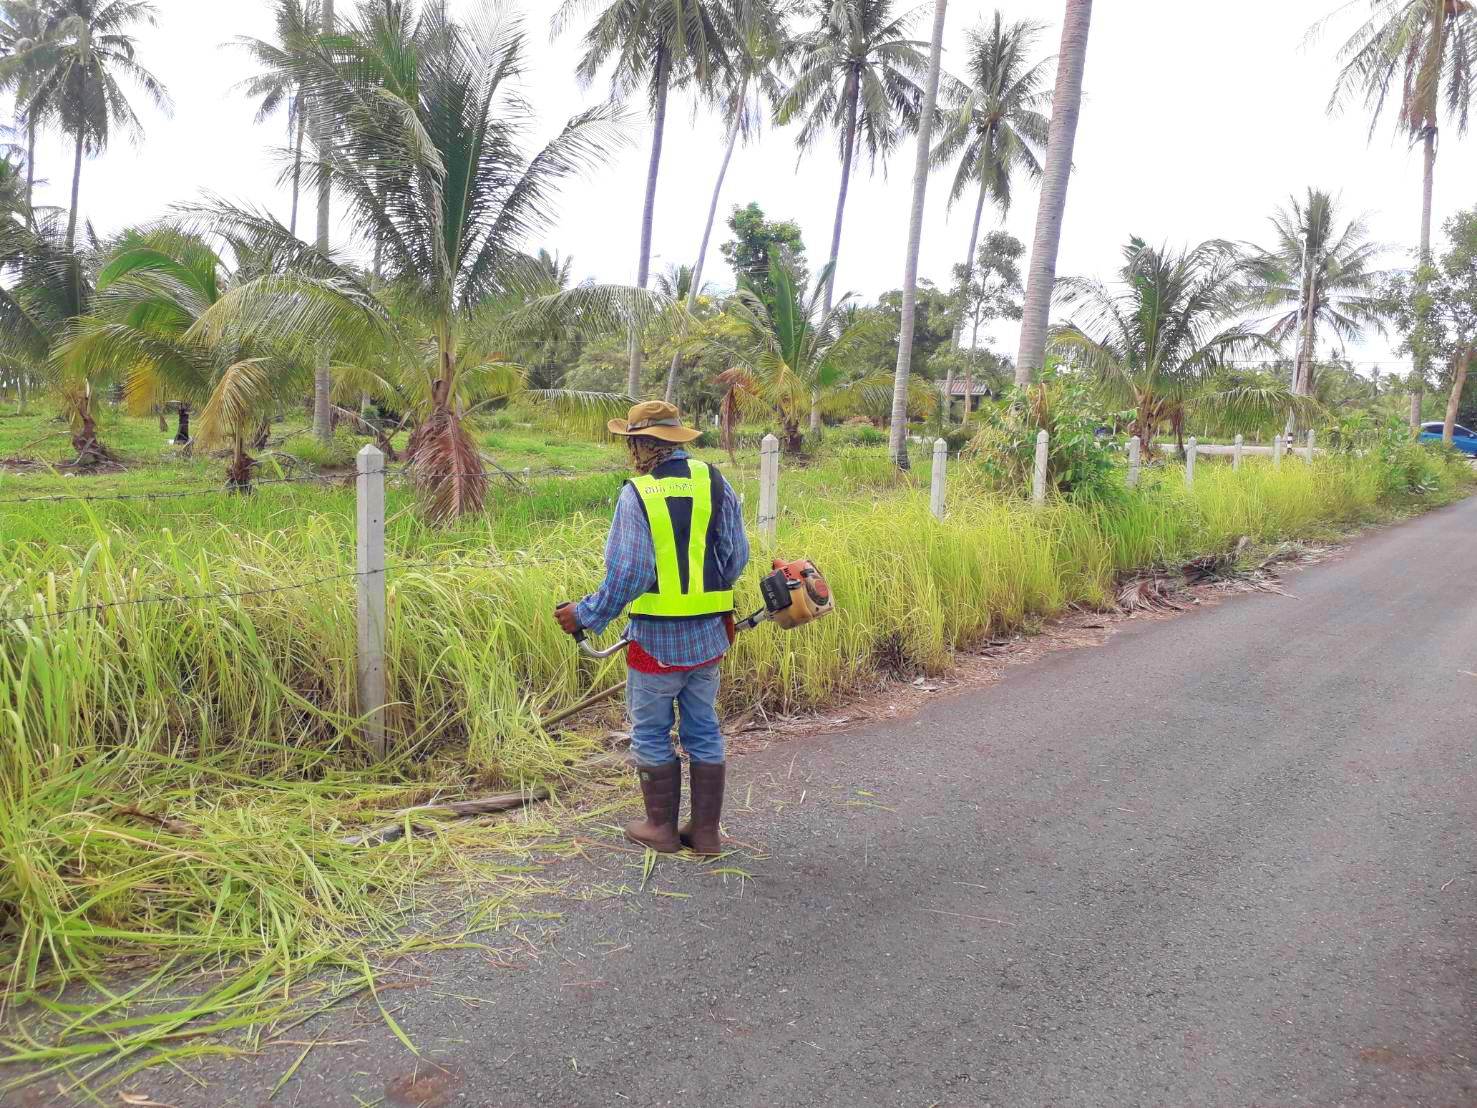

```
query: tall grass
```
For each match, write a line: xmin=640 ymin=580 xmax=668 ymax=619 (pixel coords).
xmin=0 ymin=444 xmax=1469 ymax=1089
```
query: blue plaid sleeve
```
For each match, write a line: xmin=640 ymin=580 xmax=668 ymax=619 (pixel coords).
xmin=714 ymin=471 xmax=750 ymax=587
xmin=574 ymin=484 xmax=654 ymax=635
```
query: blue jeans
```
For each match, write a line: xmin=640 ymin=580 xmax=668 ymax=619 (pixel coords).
xmin=626 ymin=663 xmax=724 ymax=767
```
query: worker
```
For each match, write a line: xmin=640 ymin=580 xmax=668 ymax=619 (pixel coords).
xmin=555 ymin=400 xmax=750 ymax=855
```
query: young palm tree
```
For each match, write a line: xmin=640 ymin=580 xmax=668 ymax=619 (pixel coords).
xmin=1328 ymin=0 xmax=1476 ymax=424
xmin=283 ymin=0 xmax=629 ymax=518
xmin=1015 ymin=0 xmax=1091 ymax=386
xmin=0 ymin=1 xmax=49 ymax=218
xmin=57 ymin=226 xmax=382 ymax=484
xmin=885 ymin=0 xmax=948 ymax=469
xmin=555 ymin=0 xmax=733 ymax=398
xmin=1246 ymin=189 xmax=1386 ymax=399
xmin=2 ymin=0 xmax=171 ymax=251
xmin=0 ymin=151 xmax=45 ymax=408
xmin=0 ymin=210 xmax=100 ymax=458
xmin=932 ymin=11 xmax=1050 ymax=351
xmin=232 ymin=0 xmax=320 ymax=239
xmin=717 ymin=251 xmax=867 ymax=454
xmin=663 ymin=0 xmax=788 ymax=403
xmin=1053 ymin=238 xmax=1300 ymax=453
xmin=778 ymin=0 xmax=927 ymax=319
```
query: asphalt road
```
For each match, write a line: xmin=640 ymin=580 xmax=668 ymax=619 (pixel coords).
xmin=143 ymin=499 xmax=1477 ymax=1106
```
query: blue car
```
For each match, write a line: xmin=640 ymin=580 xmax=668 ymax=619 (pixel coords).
xmin=1418 ymin=421 xmax=1477 ymax=456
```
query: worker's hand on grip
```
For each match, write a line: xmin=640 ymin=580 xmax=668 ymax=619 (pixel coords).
xmin=554 ymin=602 xmax=582 ymax=636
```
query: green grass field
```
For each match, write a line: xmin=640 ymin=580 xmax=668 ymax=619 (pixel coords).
xmin=2 ymin=405 xmax=1472 ymax=1091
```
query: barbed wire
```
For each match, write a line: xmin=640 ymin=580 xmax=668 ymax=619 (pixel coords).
xmin=0 ymin=470 xmax=359 ymax=506
xmin=6 ymin=569 xmax=371 ymax=621
xmin=0 ymin=463 xmax=628 ymax=507
xmin=4 ymin=550 xmax=602 ymax=623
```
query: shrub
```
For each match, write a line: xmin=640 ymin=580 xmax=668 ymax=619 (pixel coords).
xmin=831 ymin=423 xmax=887 ymax=447
xmin=283 ymin=426 xmax=361 ymax=468
xmin=965 ymin=371 xmax=1128 ymax=501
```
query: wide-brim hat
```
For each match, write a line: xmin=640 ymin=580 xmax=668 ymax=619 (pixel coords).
xmin=607 ymin=400 xmax=702 ymax=444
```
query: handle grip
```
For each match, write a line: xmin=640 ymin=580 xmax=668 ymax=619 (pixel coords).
xmin=578 ymin=636 xmax=630 ymax=659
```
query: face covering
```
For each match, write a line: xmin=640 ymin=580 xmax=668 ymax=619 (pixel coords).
xmin=627 ymin=436 xmax=678 ymax=476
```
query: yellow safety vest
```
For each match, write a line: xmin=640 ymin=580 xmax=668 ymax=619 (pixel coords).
xmin=628 ymin=459 xmax=734 ymax=620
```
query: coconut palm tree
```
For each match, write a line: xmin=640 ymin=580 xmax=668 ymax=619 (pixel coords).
xmin=932 ymin=11 xmax=1049 ymax=352
xmin=717 ymin=251 xmax=868 ymax=454
xmin=1246 ymin=189 xmax=1386 ymax=399
xmin=2 ymin=0 xmax=171 ymax=251
xmin=777 ymin=0 xmax=927 ymax=320
xmin=0 ymin=1 xmax=50 ymax=218
xmin=1015 ymin=0 xmax=1091 ymax=386
xmin=232 ymin=0 xmax=319 ymax=239
xmin=885 ymin=0 xmax=948 ymax=469
xmin=555 ymin=0 xmax=733 ymax=398
xmin=310 ymin=0 xmax=334 ymax=443
xmin=56 ymin=226 xmax=381 ymax=484
xmin=1328 ymin=0 xmax=1476 ymax=425
xmin=279 ymin=0 xmax=629 ymax=518
xmin=662 ymin=0 xmax=788 ymax=403
xmin=1053 ymin=238 xmax=1303 ymax=453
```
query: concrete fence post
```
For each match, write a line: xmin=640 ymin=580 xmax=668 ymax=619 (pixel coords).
xmin=1233 ymin=434 xmax=1244 ymax=471
xmin=1185 ymin=436 xmax=1198 ymax=488
xmin=1273 ymin=433 xmax=1284 ymax=467
xmin=930 ymin=437 xmax=947 ymax=520
xmin=1305 ymin=429 xmax=1316 ymax=462
xmin=356 ymin=444 xmax=388 ymax=760
xmin=1032 ymin=429 xmax=1049 ymax=505
xmin=758 ymin=433 xmax=780 ymax=543
xmin=1127 ymin=435 xmax=1141 ymax=490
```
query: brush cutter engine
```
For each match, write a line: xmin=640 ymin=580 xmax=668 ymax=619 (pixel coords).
xmin=735 ymin=558 xmax=835 ymax=632
xmin=568 ymin=556 xmax=835 ymax=657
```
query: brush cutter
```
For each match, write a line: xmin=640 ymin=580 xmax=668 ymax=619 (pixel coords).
xmin=351 ymin=562 xmax=834 ymax=848
xmin=563 ymin=557 xmax=836 ymax=660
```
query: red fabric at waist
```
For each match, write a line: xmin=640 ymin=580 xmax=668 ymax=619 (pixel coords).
xmin=626 ymin=640 xmax=724 ymax=674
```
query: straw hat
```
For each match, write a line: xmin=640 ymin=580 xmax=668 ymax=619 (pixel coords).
xmin=607 ymin=400 xmax=702 ymax=444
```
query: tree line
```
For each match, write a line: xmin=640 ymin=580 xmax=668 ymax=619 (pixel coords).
xmin=0 ymin=0 xmax=1472 ymax=517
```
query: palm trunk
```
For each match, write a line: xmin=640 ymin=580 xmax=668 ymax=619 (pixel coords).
xmin=1295 ymin=270 xmax=1317 ymax=396
xmin=629 ymin=46 xmax=671 ymax=399
xmin=887 ymin=0 xmax=950 ymax=470
xmin=665 ymin=82 xmax=744 ymax=404
xmin=312 ymin=0 xmax=336 ymax=444
xmin=812 ymin=67 xmax=862 ymax=433
xmin=952 ymin=174 xmax=990 ymax=351
xmin=1443 ymin=345 xmax=1470 ymax=444
xmin=823 ymin=71 xmax=860 ymax=318
xmin=1015 ymin=0 xmax=1093 ymax=386
xmin=1413 ymin=124 xmax=1437 ymax=430
xmin=964 ymin=298 xmax=984 ymax=423
xmin=24 ymin=118 xmax=35 ymax=225
xmin=65 ymin=127 xmax=83 ymax=251
xmin=289 ymin=97 xmax=306 ymax=238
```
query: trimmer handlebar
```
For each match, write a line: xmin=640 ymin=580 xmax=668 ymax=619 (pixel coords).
xmin=561 ymin=557 xmax=832 ymax=659
xmin=574 ymin=627 xmax=632 ymax=659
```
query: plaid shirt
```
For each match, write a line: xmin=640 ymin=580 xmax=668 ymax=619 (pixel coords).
xmin=575 ymin=452 xmax=750 ymax=667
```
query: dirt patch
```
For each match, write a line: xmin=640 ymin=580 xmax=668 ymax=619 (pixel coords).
xmin=385 ymin=1063 xmax=464 ymax=1106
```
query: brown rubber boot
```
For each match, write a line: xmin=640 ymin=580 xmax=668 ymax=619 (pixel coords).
xmin=679 ymin=761 xmax=726 ymax=856
xmin=624 ymin=760 xmax=681 ymax=852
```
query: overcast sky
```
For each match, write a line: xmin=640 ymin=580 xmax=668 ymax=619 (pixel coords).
xmin=24 ymin=0 xmax=1477 ymax=370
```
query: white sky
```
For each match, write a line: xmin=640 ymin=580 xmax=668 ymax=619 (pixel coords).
xmin=26 ymin=0 xmax=1477 ymax=370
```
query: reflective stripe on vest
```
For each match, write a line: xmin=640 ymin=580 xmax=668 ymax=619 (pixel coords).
xmin=628 ymin=459 xmax=734 ymax=620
